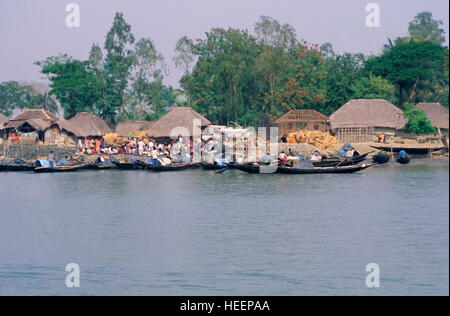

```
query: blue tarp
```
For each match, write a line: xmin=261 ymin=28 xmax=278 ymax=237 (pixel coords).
xmin=34 ymin=159 xmax=51 ymax=168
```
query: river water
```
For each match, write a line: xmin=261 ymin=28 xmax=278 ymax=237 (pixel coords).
xmin=0 ymin=159 xmax=448 ymax=296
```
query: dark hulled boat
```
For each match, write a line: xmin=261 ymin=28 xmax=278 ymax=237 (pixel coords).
xmin=313 ymin=152 xmax=370 ymax=167
xmin=371 ymin=145 xmax=443 ymax=155
xmin=0 ymin=159 xmax=35 ymax=172
xmin=141 ymin=162 xmax=201 ymax=172
xmin=372 ymin=152 xmax=390 ymax=164
xmin=397 ymin=155 xmax=411 ymax=165
xmin=277 ymin=163 xmax=374 ymax=174
xmin=234 ymin=163 xmax=279 ymax=174
xmin=111 ymin=160 xmax=142 ymax=170
xmin=201 ymin=163 xmax=229 ymax=170
xmin=34 ymin=164 xmax=88 ymax=173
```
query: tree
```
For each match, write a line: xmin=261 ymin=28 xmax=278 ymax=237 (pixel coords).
xmin=27 ymin=92 xmax=59 ymax=114
xmin=173 ymin=36 xmax=195 ymax=76
xmin=254 ymin=16 xmax=297 ymax=50
xmin=36 ymin=55 xmax=98 ymax=119
xmin=365 ymin=41 xmax=447 ymax=107
xmin=104 ymin=12 xmax=135 ymax=124
xmin=403 ymin=102 xmax=436 ymax=134
xmin=322 ymin=51 xmax=366 ymax=115
xmin=350 ymin=74 xmax=397 ymax=103
xmin=408 ymin=11 xmax=446 ymax=45
xmin=279 ymin=43 xmax=328 ymax=113
xmin=0 ymin=81 xmax=33 ymax=116
xmin=130 ymin=37 xmax=166 ymax=120
xmin=88 ymin=43 xmax=109 ymax=118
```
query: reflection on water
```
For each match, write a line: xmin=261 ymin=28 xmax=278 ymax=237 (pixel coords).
xmin=0 ymin=159 xmax=448 ymax=295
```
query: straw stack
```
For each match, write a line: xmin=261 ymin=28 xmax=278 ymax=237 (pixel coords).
xmin=287 ymin=130 xmax=338 ymax=153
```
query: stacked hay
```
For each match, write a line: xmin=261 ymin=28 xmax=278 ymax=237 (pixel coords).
xmin=287 ymin=130 xmax=338 ymax=153
xmin=104 ymin=131 xmax=149 ymax=146
xmin=103 ymin=133 xmax=127 ymax=147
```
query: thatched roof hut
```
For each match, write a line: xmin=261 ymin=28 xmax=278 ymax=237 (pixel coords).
xmin=329 ymin=99 xmax=407 ymax=130
xmin=0 ymin=113 xmax=8 ymax=128
xmin=3 ymin=109 xmax=59 ymax=131
xmin=65 ymin=112 xmax=112 ymax=138
xmin=115 ymin=120 xmax=155 ymax=136
xmin=417 ymin=102 xmax=449 ymax=130
xmin=275 ymin=109 xmax=329 ymax=135
xmin=148 ymin=107 xmax=211 ymax=138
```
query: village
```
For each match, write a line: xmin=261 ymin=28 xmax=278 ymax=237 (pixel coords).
xmin=0 ymin=98 xmax=448 ymax=173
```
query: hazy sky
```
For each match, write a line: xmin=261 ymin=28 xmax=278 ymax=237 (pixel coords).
xmin=0 ymin=0 xmax=448 ymax=87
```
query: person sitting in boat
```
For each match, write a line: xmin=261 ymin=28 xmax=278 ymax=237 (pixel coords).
xmin=48 ymin=151 xmax=55 ymax=168
xmin=310 ymin=151 xmax=322 ymax=162
xmin=399 ymin=150 xmax=407 ymax=158
xmin=279 ymin=151 xmax=288 ymax=166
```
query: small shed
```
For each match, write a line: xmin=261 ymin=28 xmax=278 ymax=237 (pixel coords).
xmin=148 ymin=107 xmax=211 ymax=139
xmin=275 ymin=109 xmax=330 ymax=135
xmin=329 ymin=99 xmax=407 ymax=143
xmin=65 ymin=112 xmax=112 ymax=138
xmin=417 ymin=102 xmax=449 ymax=134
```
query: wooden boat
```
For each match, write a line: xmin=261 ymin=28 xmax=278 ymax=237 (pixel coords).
xmin=277 ymin=163 xmax=374 ymax=174
xmin=234 ymin=163 xmax=278 ymax=174
xmin=201 ymin=163 xmax=228 ymax=170
xmin=372 ymin=152 xmax=390 ymax=164
xmin=111 ymin=160 xmax=142 ymax=170
xmin=313 ymin=152 xmax=370 ymax=167
xmin=371 ymin=145 xmax=444 ymax=155
xmin=85 ymin=159 xmax=114 ymax=170
xmin=397 ymin=155 xmax=411 ymax=165
xmin=142 ymin=162 xmax=201 ymax=172
xmin=0 ymin=160 xmax=35 ymax=172
xmin=34 ymin=164 xmax=88 ymax=173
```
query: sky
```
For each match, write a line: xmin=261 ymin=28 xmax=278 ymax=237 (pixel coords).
xmin=0 ymin=0 xmax=448 ymax=88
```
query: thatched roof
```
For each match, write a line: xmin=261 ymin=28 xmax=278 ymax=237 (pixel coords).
xmin=275 ymin=109 xmax=328 ymax=124
xmin=148 ymin=107 xmax=211 ymax=138
xmin=64 ymin=112 xmax=112 ymax=137
xmin=329 ymin=99 xmax=407 ymax=129
xmin=3 ymin=109 xmax=59 ymax=131
xmin=115 ymin=120 xmax=155 ymax=136
xmin=417 ymin=102 xmax=449 ymax=130
xmin=0 ymin=113 xmax=8 ymax=127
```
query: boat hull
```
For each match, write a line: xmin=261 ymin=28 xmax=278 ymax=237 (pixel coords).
xmin=371 ymin=145 xmax=443 ymax=155
xmin=34 ymin=164 xmax=87 ymax=173
xmin=278 ymin=163 xmax=374 ymax=174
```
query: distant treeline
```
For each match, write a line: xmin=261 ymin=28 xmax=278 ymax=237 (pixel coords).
xmin=0 ymin=11 xmax=448 ymax=127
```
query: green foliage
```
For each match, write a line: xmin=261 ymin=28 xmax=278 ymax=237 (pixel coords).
xmin=403 ymin=102 xmax=436 ymax=134
xmin=365 ymin=40 xmax=448 ymax=107
xmin=0 ymin=81 xmax=33 ymax=116
xmin=322 ymin=51 xmax=366 ymax=115
xmin=0 ymin=81 xmax=59 ymax=116
xmin=104 ymin=12 xmax=136 ymax=124
xmin=408 ymin=11 xmax=446 ymax=45
xmin=26 ymin=92 xmax=59 ymax=114
xmin=36 ymin=55 xmax=98 ymax=119
xmin=350 ymin=74 xmax=397 ymax=103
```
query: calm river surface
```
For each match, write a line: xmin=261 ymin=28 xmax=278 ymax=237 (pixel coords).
xmin=0 ymin=159 xmax=448 ymax=296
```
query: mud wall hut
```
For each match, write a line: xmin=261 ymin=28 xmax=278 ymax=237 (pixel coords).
xmin=275 ymin=109 xmax=330 ymax=136
xmin=148 ymin=107 xmax=211 ymax=140
xmin=417 ymin=102 xmax=449 ymax=135
xmin=0 ymin=113 xmax=8 ymax=139
xmin=329 ymin=99 xmax=407 ymax=143
xmin=1 ymin=109 xmax=60 ymax=144
xmin=65 ymin=112 xmax=112 ymax=139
